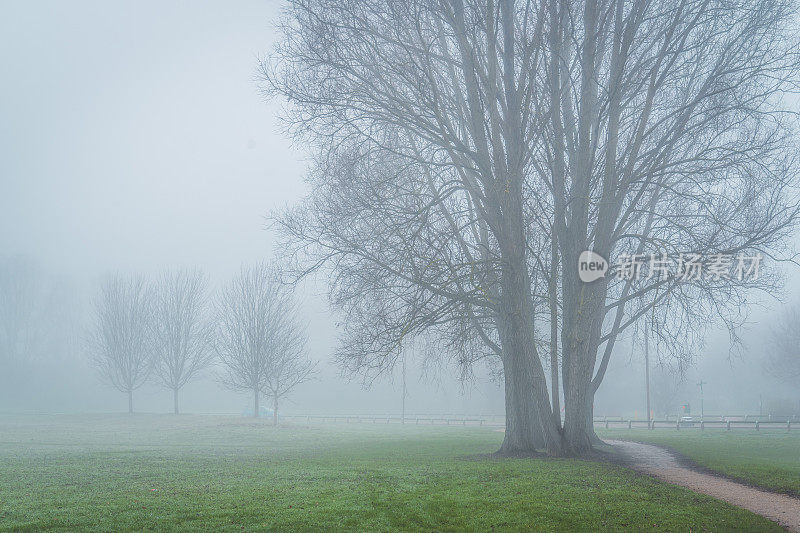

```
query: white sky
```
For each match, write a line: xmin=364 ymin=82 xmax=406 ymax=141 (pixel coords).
xmin=1 ymin=0 xmax=305 ymax=281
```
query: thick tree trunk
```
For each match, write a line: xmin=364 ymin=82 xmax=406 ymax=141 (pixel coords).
xmin=496 ymin=250 xmax=563 ymax=456
xmin=273 ymin=397 xmax=278 ymax=427
xmin=561 ymin=279 xmax=607 ymax=455
xmin=499 ymin=353 xmax=544 ymax=454
xmin=173 ymin=388 xmax=179 ymax=415
xmin=585 ymin=399 xmax=604 ymax=447
xmin=562 ymin=366 xmax=593 ymax=454
xmin=127 ymin=389 xmax=133 ymax=414
xmin=253 ymin=388 xmax=259 ymax=418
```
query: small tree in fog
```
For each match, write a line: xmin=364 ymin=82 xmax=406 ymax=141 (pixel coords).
xmin=767 ymin=306 xmax=800 ymax=381
xmin=0 ymin=257 xmax=64 ymax=364
xmin=261 ymin=327 xmax=315 ymax=426
xmin=151 ymin=269 xmax=214 ymax=414
xmin=215 ymin=264 xmax=315 ymax=422
xmin=89 ymin=275 xmax=152 ymax=413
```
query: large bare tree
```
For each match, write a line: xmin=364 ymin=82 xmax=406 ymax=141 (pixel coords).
xmin=89 ymin=275 xmax=153 ymax=414
xmin=265 ymin=0 xmax=800 ymax=455
xmin=215 ymin=264 xmax=314 ymax=422
xmin=151 ymin=269 xmax=214 ymax=414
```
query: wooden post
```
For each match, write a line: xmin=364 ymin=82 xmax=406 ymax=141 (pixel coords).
xmin=645 ymin=324 xmax=652 ymax=433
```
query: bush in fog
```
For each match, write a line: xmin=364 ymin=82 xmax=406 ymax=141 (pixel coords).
xmin=215 ymin=263 xmax=315 ymax=424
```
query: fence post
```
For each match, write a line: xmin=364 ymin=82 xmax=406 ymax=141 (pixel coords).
xmin=756 ymin=420 xmax=760 ymax=431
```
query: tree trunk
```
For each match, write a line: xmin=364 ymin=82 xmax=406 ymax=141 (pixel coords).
xmin=585 ymin=399 xmax=604 ymax=447
xmin=495 ymin=257 xmax=563 ymax=456
xmin=253 ymin=388 xmax=259 ymax=418
xmin=560 ymin=263 xmax=608 ymax=455
xmin=127 ymin=389 xmax=133 ymax=414
xmin=273 ymin=397 xmax=278 ymax=426
xmin=499 ymin=353 xmax=544 ymax=454
xmin=493 ymin=180 xmax=563 ymax=455
xmin=549 ymin=235 xmax=561 ymax=426
xmin=173 ymin=387 xmax=179 ymax=415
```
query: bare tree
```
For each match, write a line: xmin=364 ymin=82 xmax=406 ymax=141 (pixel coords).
xmin=261 ymin=328 xmax=316 ymax=426
xmin=766 ymin=305 xmax=800 ymax=381
xmin=88 ymin=275 xmax=153 ymax=413
xmin=215 ymin=264 xmax=314 ymax=422
xmin=265 ymin=0 xmax=800 ymax=455
xmin=151 ymin=269 xmax=214 ymax=415
xmin=0 ymin=257 xmax=51 ymax=364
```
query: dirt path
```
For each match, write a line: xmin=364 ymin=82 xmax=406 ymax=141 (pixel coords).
xmin=608 ymin=439 xmax=800 ymax=532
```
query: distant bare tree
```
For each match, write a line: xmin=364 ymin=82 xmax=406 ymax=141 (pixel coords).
xmin=0 ymin=257 xmax=51 ymax=364
xmin=215 ymin=264 xmax=315 ymax=422
xmin=89 ymin=275 xmax=153 ymax=413
xmin=261 ymin=325 xmax=316 ymax=425
xmin=151 ymin=269 xmax=214 ymax=415
xmin=265 ymin=0 xmax=800 ymax=455
xmin=767 ymin=305 xmax=800 ymax=381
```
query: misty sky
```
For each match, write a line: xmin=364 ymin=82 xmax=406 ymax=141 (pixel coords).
xmin=1 ymin=0 xmax=304 ymax=280
xmin=1 ymin=1 xmax=797 ymax=417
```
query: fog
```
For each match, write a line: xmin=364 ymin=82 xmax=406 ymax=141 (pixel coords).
xmin=0 ymin=0 xmax=504 ymax=418
xmin=1 ymin=0 xmax=798 ymax=423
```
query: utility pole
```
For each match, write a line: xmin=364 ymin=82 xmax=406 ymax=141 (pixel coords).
xmin=401 ymin=348 xmax=407 ymax=424
xmin=645 ymin=323 xmax=651 ymax=429
xmin=697 ymin=380 xmax=707 ymax=420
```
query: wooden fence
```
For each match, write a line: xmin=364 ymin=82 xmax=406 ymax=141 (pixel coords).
xmin=279 ymin=414 xmax=504 ymax=426
xmin=593 ymin=415 xmax=798 ymax=431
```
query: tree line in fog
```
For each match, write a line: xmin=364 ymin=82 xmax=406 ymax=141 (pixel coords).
xmin=86 ymin=263 xmax=316 ymax=422
xmin=0 ymin=260 xmax=316 ymax=422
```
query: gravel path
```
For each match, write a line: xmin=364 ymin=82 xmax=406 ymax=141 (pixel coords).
xmin=608 ymin=439 xmax=800 ymax=532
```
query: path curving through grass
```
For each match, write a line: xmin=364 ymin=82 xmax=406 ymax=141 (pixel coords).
xmin=609 ymin=439 xmax=800 ymax=532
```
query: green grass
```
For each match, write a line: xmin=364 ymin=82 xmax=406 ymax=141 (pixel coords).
xmin=600 ymin=428 xmax=800 ymax=497
xmin=0 ymin=415 xmax=783 ymax=532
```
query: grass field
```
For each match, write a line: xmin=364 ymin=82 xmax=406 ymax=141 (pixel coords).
xmin=600 ymin=428 xmax=800 ymax=497
xmin=0 ymin=415 xmax=785 ymax=532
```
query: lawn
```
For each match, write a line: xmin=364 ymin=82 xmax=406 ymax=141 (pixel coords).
xmin=0 ymin=415 xmax=783 ymax=532
xmin=600 ymin=428 xmax=800 ymax=497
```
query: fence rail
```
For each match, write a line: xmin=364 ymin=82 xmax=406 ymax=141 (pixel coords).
xmin=279 ymin=414 xmax=504 ymax=426
xmin=594 ymin=414 xmax=799 ymax=422
xmin=593 ymin=416 xmax=796 ymax=431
